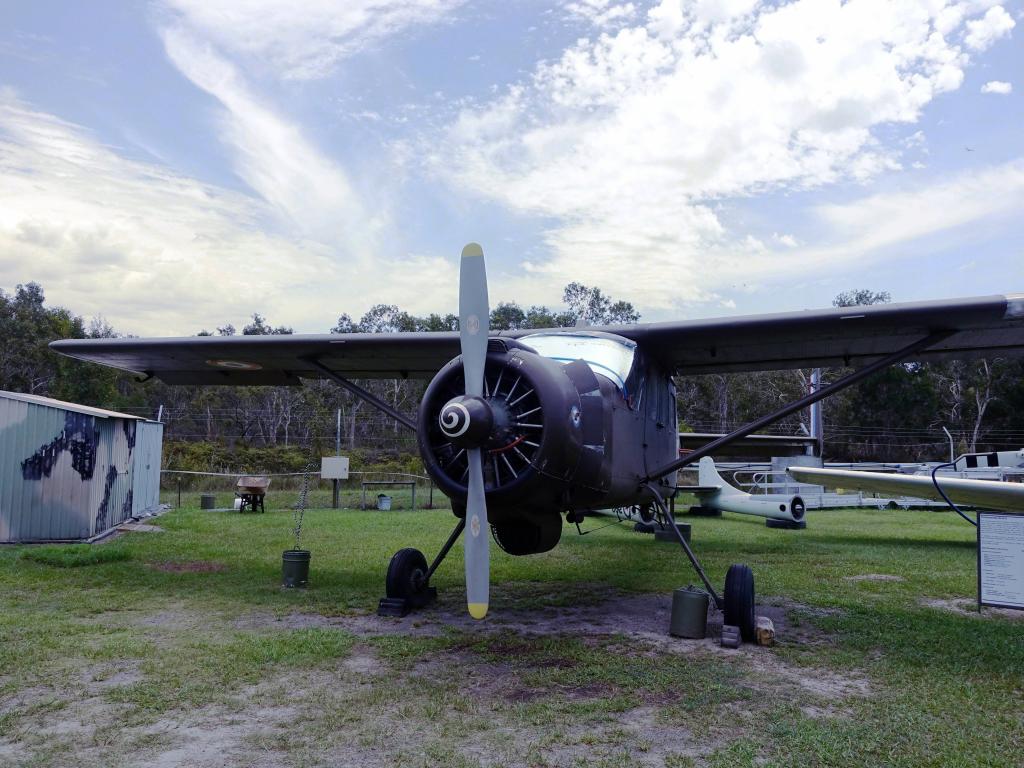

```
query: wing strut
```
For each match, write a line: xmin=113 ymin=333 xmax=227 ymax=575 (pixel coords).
xmin=645 ymin=330 xmax=954 ymax=483
xmin=305 ymin=357 xmax=418 ymax=432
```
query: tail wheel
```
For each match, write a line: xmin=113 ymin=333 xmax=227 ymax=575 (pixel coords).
xmin=723 ymin=563 xmax=755 ymax=642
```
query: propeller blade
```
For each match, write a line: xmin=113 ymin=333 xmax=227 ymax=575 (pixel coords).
xmin=459 ymin=243 xmax=488 ymax=398
xmin=465 ymin=447 xmax=489 ymax=619
xmin=459 ymin=242 xmax=490 ymax=620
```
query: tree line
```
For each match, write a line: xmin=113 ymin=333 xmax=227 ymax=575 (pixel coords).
xmin=2 ymin=281 xmax=1023 ymax=470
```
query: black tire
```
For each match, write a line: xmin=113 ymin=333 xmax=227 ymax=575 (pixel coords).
xmin=723 ymin=563 xmax=756 ymax=643
xmin=385 ymin=548 xmax=429 ymax=600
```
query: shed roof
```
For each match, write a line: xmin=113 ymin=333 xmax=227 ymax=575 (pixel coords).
xmin=0 ymin=390 xmax=147 ymax=420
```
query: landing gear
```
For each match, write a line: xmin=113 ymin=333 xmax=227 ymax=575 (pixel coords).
xmin=647 ymin=483 xmax=757 ymax=644
xmin=378 ymin=518 xmax=465 ymax=617
xmin=723 ymin=563 xmax=755 ymax=642
xmin=384 ymin=548 xmax=435 ymax=607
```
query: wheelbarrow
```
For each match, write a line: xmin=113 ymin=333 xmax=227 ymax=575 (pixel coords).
xmin=236 ymin=476 xmax=270 ymax=513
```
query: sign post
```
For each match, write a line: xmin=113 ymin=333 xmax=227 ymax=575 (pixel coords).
xmin=977 ymin=512 xmax=1024 ymax=611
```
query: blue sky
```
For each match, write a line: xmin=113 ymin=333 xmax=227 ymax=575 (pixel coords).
xmin=0 ymin=0 xmax=1021 ymax=335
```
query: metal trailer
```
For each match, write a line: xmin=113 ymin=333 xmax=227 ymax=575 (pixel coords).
xmin=0 ymin=391 xmax=163 ymax=543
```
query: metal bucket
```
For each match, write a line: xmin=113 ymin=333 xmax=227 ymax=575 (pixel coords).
xmin=200 ymin=494 xmax=216 ymax=510
xmin=376 ymin=494 xmax=392 ymax=511
xmin=670 ymin=585 xmax=709 ymax=639
xmin=282 ymin=549 xmax=311 ymax=588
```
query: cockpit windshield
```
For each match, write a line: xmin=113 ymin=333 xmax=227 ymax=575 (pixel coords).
xmin=520 ymin=332 xmax=637 ymax=393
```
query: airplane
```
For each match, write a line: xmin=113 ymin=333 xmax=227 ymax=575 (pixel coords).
xmin=51 ymin=244 xmax=1024 ymax=641
xmin=681 ymin=457 xmax=807 ymax=528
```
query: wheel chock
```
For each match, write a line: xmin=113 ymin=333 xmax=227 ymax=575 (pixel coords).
xmin=721 ymin=624 xmax=741 ymax=648
xmin=377 ymin=597 xmax=411 ymax=617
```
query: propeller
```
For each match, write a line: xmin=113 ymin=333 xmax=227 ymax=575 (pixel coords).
xmin=458 ymin=243 xmax=490 ymax=619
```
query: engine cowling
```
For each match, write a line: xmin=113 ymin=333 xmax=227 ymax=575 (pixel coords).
xmin=418 ymin=339 xmax=592 ymax=527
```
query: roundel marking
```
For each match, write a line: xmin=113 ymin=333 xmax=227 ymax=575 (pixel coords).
xmin=466 ymin=314 xmax=480 ymax=335
xmin=439 ymin=402 xmax=471 ymax=438
xmin=206 ymin=359 xmax=263 ymax=371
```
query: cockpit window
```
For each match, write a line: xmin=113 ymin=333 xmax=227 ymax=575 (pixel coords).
xmin=520 ymin=332 xmax=638 ymax=393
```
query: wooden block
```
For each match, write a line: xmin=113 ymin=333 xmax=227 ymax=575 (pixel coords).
xmin=755 ymin=616 xmax=775 ymax=646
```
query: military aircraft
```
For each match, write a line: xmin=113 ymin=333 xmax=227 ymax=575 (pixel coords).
xmin=52 ymin=244 xmax=1024 ymax=640
xmin=682 ymin=457 xmax=807 ymax=528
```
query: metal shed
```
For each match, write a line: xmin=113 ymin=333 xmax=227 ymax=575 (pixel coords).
xmin=0 ymin=391 xmax=163 ymax=543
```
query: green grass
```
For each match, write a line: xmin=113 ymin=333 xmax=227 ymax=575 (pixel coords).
xmin=0 ymin=505 xmax=1021 ymax=767
xmin=18 ymin=543 xmax=133 ymax=568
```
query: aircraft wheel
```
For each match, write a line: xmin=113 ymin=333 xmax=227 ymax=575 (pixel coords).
xmin=723 ymin=564 xmax=755 ymax=643
xmin=386 ymin=548 xmax=429 ymax=602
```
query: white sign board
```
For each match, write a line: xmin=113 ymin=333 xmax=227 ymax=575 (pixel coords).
xmin=321 ymin=456 xmax=350 ymax=480
xmin=978 ymin=512 xmax=1024 ymax=610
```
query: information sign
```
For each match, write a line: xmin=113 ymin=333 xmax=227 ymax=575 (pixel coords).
xmin=321 ymin=456 xmax=350 ymax=480
xmin=977 ymin=512 xmax=1024 ymax=610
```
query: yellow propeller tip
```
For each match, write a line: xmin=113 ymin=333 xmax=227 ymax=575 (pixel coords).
xmin=468 ymin=602 xmax=489 ymax=620
xmin=461 ymin=243 xmax=483 ymax=258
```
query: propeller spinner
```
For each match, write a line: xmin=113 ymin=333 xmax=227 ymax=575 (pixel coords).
xmin=456 ymin=243 xmax=490 ymax=619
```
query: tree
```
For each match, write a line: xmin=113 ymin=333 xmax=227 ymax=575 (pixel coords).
xmin=563 ymin=282 xmax=640 ymax=324
xmin=242 ymin=313 xmax=293 ymax=336
xmin=833 ymin=289 xmax=892 ymax=308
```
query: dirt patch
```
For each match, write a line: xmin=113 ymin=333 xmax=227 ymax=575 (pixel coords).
xmin=148 ymin=561 xmax=228 ymax=573
xmin=341 ymin=647 xmax=385 ymax=676
xmin=117 ymin=523 xmax=164 ymax=533
xmin=921 ymin=597 xmax=1024 ymax=620
xmin=845 ymin=573 xmax=905 ymax=582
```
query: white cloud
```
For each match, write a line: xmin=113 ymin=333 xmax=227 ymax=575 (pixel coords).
xmin=161 ymin=0 xmax=465 ymax=79
xmin=981 ymin=80 xmax=1013 ymax=94
xmin=803 ymin=159 xmax=1024 ymax=265
xmin=964 ymin=5 xmax=1015 ymax=50
xmin=564 ymin=1 xmax=637 ymax=28
xmin=161 ymin=27 xmax=380 ymax=249
xmin=436 ymin=0 xmax=999 ymax=311
xmin=0 ymin=93 xmax=456 ymax=335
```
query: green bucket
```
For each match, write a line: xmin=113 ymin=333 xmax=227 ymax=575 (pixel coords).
xmin=282 ymin=549 xmax=311 ymax=588
xmin=669 ymin=585 xmax=709 ymax=639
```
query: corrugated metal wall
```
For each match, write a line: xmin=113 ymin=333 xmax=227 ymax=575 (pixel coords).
xmin=0 ymin=394 xmax=162 ymax=543
xmin=132 ymin=421 xmax=163 ymax=517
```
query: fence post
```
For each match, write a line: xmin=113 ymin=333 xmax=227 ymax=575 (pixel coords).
xmin=411 ymin=482 xmax=416 ymax=511
xmin=177 ymin=476 xmax=181 ymax=508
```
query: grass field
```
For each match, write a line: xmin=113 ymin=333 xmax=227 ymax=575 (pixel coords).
xmin=0 ymin=504 xmax=1021 ymax=767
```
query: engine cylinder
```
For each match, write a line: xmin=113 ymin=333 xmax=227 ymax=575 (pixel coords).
xmin=417 ymin=344 xmax=587 ymax=522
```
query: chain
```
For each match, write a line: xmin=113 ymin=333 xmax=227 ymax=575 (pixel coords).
xmin=291 ymin=451 xmax=318 ymax=550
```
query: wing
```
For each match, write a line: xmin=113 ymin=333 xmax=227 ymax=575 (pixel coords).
xmin=50 ymin=332 xmax=464 ymax=384
xmin=606 ymin=293 xmax=1024 ymax=374
xmin=50 ymin=293 xmax=1024 ymax=384
xmin=788 ymin=467 xmax=1024 ymax=513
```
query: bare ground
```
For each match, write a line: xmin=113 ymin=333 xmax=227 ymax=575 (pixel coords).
xmin=0 ymin=589 xmax=875 ymax=767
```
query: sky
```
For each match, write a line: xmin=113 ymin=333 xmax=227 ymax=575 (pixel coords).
xmin=0 ymin=0 xmax=1021 ymax=336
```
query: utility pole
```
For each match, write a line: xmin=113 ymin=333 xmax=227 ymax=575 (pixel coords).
xmin=809 ymin=369 xmax=823 ymax=457
xmin=332 ymin=408 xmax=341 ymax=509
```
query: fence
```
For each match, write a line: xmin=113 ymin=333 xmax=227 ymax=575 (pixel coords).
xmin=159 ymin=470 xmax=447 ymax=512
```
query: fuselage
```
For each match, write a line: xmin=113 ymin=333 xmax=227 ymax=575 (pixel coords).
xmin=418 ymin=331 xmax=679 ymax=548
